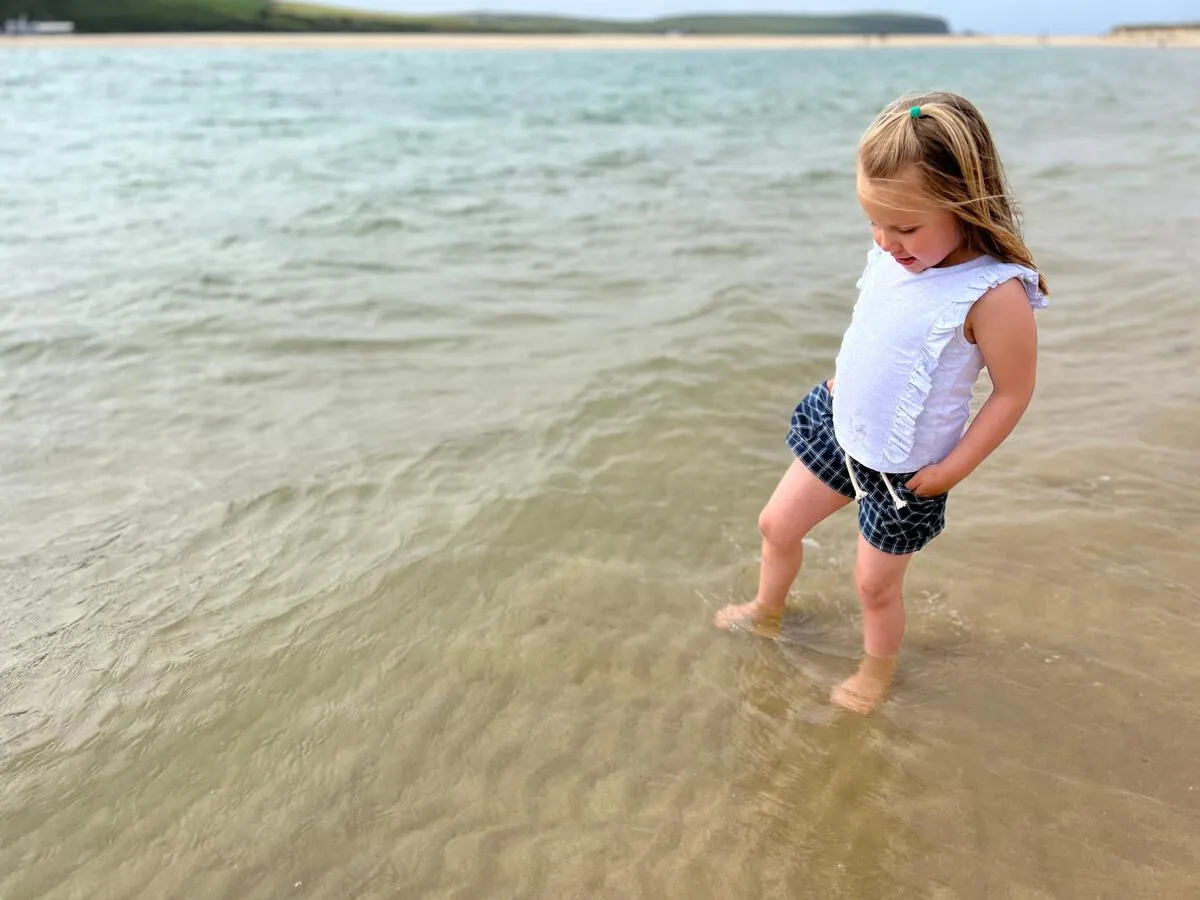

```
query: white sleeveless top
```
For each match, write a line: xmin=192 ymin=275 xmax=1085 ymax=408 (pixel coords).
xmin=833 ymin=244 xmax=1047 ymax=473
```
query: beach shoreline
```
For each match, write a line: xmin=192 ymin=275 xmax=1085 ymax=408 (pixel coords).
xmin=2 ymin=31 xmax=1199 ymax=50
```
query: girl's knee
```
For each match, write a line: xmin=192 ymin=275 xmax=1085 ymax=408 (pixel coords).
xmin=759 ymin=505 xmax=804 ymax=549
xmin=855 ymin=568 xmax=901 ymax=611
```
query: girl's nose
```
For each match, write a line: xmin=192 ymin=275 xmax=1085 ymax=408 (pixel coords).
xmin=873 ymin=226 xmax=900 ymax=254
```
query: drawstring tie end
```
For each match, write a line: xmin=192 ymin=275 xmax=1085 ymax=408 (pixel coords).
xmin=880 ymin=472 xmax=908 ymax=511
xmin=844 ymin=450 xmax=908 ymax=510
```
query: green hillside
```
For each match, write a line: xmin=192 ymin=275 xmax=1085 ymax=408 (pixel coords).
xmin=1 ymin=0 xmax=477 ymax=31
xmin=658 ymin=13 xmax=948 ymax=34
xmin=461 ymin=12 xmax=950 ymax=35
xmin=1 ymin=1 xmax=951 ymax=35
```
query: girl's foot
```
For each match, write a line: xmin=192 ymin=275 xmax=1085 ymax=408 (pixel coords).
xmin=713 ymin=600 xmax=783 ymax=636
xmin=830 ymin=654 xmax=897 ymax=715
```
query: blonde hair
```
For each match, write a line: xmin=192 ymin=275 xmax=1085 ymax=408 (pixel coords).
xmin=858 ymin=91 xmax=1047 ymax=295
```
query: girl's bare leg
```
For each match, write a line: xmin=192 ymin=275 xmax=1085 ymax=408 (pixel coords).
xmin=831 ymin=534 xmax=912 ymax=714
xmin=715 ymin=461 xmax=850 ymax=630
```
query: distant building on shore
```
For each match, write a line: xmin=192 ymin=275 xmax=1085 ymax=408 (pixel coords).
xmin=4 ymin=15 xmax=76 ymax=35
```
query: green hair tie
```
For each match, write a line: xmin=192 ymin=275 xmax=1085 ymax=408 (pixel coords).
xmin=910 ymin=106 xmax=922 ymax=119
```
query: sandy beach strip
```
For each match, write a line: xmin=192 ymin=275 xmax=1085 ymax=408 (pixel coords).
xmin=2 ymin=31 xmax=1198 ymax=50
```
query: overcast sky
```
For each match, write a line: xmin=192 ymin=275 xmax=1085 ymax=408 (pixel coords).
xmin=337 ymin=1 xmax=1195 ymax=36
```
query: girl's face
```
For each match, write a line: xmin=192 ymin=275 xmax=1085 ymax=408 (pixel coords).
xmin=857 ymin=165 xmax=973 ymax=273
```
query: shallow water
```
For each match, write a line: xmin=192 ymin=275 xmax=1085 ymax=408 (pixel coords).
xmin=2 ymin=45 xmax=1199 ymax=899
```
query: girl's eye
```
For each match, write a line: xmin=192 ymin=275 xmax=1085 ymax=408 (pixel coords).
xmin=898 ymin=227 xmax=918 ymax=235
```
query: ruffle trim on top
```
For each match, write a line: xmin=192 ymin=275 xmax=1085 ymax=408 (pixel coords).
xmin=882 ymin=263 xmax=1047 ymax=466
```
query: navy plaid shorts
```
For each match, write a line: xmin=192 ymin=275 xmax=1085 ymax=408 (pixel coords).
xmin=785 ymin=382 xmax=947 ymax=556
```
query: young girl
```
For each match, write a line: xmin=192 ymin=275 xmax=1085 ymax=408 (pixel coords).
xmin=715 ymin=91 xmax=1048 ymax=714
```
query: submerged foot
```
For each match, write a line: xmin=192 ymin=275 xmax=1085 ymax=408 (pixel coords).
xmin=830 ymin=654 xmax=898 ymax=715
xmin=713 ymin=600 xmax=784 ymax=637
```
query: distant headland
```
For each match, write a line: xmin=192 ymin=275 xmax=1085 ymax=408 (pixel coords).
xmin=0 ymin=2 xmax=950 ymax=35
xmin=1109 ymin=21 xmax=1200 ymax=39
xmin=5 ymin=3 xmax=1200 ymax=47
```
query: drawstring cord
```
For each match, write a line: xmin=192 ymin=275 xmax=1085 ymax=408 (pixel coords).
xmin=831 ymin=385 xmax=906 ymax=511
xmin=879 ymin=471 xmax=908 ymax=510
xmin=843 ymin=451 xmax=907 ymax=510
xmin=843 ymin=452 xmax=867 ymax=501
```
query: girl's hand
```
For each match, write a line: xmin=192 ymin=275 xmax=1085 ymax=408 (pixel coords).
xmin=826 ymin=377 xmax=835 ymax=394
xmin=904 ymin=463 xmax=962 ymax=498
